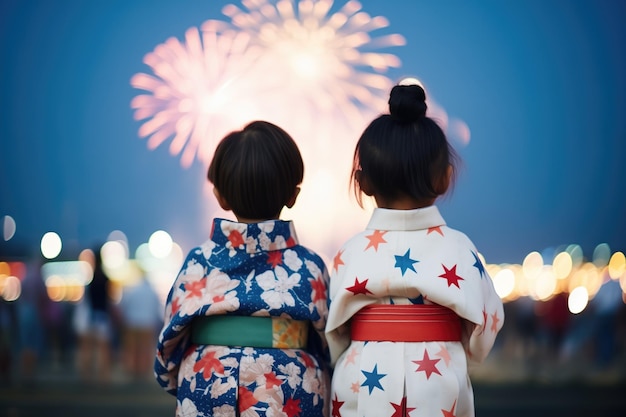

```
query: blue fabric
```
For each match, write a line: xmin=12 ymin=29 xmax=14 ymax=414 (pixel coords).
xmin=155 ymin=218 xmax=330 ymax=416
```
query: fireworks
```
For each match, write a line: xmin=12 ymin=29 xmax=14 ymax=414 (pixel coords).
xmin=130 ymin=0 xmax=405 ymax=168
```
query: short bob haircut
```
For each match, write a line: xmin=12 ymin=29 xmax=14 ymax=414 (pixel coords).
xmin=208 ymin=120 xmax=304 ymax=220
xmin=351 ymin=84 xmax=459 ymax=206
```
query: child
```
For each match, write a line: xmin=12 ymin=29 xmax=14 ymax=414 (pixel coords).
xmin=155 ymin=121 xmax=330 ymax=417
xmin=325 ymin=84 xmax=504 ymax=417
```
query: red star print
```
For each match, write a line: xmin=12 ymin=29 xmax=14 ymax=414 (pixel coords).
xmin=238 ymin=386 xmax=257 ymax=411
xmin=193 ymin=351 xmax=224 ymax=379
xmin=211 ymin=294 xmax=225 ymax=303
xmin=267 ymin=251 xmax=282 ymax=267
xmin=435 ymin=344 xmax=452 ymax=367
xmin=333 ymin=250 xmax=345 ymax=272
xmin=344 ymin=347 xmax=359 ymax=366
xmin=228 ymin=230 xmax=244 ymax=247
xmin=438 ymin=264 xmax=464 ymax=288
xmin=427 ymin=226 xmax=444 ymax=236
xmin=490 ymin=311 xmax=501 ymax=333
xmin=390 ymin=396 xmax=416 ymax=417
xmin=412 ymin=349 xmax=441 ymax=379
xmin=283 ymin=398 xmax=301 ymax=417
xmin=264 ymin=372 xmax=282 ymax=389
xmin=298 ymin=351 xmax=315 ymax=368
xmin=332 ymin=394 xmax=344 ymax=417
xmin=365 ymin=230 xmax=387 ymax=251
xmin=310 ymin=276 xmax=327 ymax=302
xmin=171 ymin=297 xmax=181 ymax=315
xmin=441 ymin=399 xmax=457 ymax=417
xmin=184 ymin=278 xmax=206 ymax=298
xmin=346 ymin=277 xmax=373 ymax=296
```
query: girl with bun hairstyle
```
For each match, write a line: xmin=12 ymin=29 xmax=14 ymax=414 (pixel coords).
xmin=155 ymin=121 xmax=330 ymax=417
xmin=325 ymin=84 xmax=504 ymax=417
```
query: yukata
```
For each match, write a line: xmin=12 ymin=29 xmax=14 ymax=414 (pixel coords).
xmin=155 ymin=218 xmax=330 ymax=417
xmin=325 ymin=206 xmax=504 ymax=417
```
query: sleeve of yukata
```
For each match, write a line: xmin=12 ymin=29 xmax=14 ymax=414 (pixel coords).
xmin=154 ymin=248 xmax=206 ymax=395
xmin=325 ymin=241 xmax=370 ymax=367
xmin=453 ymin=239 xmax=505 ymax=365
xmin=306 ymin=257 xmax=332 ymax=369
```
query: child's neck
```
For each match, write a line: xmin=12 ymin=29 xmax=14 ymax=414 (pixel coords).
xmin=375 ymin=196 xmax=435 ymax=210
xmin=234 ymin=215 xmax=280 ymax=224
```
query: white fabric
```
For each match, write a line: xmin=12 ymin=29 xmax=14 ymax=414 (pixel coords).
xmin=326 ymin=206 xmax=504 ymax=417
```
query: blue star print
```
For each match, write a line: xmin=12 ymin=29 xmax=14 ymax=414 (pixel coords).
xmin=394 ymin=249 xmax=419 ymax=276
xmin=472 ymin=251 xmax=486 ymax=279
xmin=361 ymin=364 xmax=387 ymax=394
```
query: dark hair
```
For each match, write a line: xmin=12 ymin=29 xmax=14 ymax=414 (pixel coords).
xmin=351 ymin=84 xmax=459 ymax=206
xmin=208 ymin=120 xmax=304 ymax=219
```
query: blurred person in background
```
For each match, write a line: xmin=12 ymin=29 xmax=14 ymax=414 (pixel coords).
xmin=118 ymin=264 xmax=163 ymax=380
xmin=16 ymin=255 xmax=47 ymax=384
xmin=0 ymin=297 xmax=16 ymax=384
xmin=560 ymin=274 xmax=625 ymax=381
xmin=76 ymin=245 xmax=116 ymax=383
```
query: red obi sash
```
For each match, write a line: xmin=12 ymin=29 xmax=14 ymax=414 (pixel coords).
xmin=350 ymin=304 xmax=462 ymax=342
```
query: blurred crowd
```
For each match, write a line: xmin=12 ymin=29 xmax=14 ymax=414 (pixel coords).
xmin=1 ymin=256 xmax=625 ymax=387
xmin=0 ymin=253 xmax=163 ymax=386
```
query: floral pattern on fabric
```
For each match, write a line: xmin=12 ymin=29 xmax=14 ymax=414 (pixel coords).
xmin=155 ymin=219 xmax=330 ymax=417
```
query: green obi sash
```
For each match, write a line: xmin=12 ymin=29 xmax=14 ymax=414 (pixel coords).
xmin=191 ymin=315 xmax=309 ymax=349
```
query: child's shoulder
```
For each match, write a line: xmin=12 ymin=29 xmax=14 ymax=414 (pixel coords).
xmin=293 ymin=243 xmax=328 ymax=268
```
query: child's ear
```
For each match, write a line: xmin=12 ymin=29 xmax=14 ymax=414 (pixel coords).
xmin=356 ymin=170 xmax=374 ymax=196
xmin=213 ymin=187 xmax=232 ymax=211
xmin=286 ymin=187 xmax=301 ymax=209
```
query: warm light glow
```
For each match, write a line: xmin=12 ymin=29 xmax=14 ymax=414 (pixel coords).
xmin=136 ymin=240 xmax=184 ymax=305
xmin=608 ymin=251 xmax=625 ymax=279
xmin=101 ymin=240 xmax=128 ymax=270
xmin=45 ymin=275 xmax=66 ymax=302
xmin=568 ymin=286 xmax=589 ymax=314
xmin=41 ymin=261 xmax=93 ymax=286
xmin=0 ymin=275 xmax=21 ymax=301
xmin=565 ymin=244 xmax=584 ymax=268
xmin=3 ymin=215 xmax=16 ymax=241
xmin=522 ymin=251 xmax=543 ymax=279
xmin=493 ymin=268 xmax=515 ymax=299
xmin=40 ymin=232 xmax=62 ymax=259
xmin=0 ymin=262 xmax=9 ymax=276
xmin=149 ymin=230 xmax=174 ymax=259
xmin=533 ymin=267 xmax=557 ymax=301
xmin=552 ymin=251 xmax=573 ymax=279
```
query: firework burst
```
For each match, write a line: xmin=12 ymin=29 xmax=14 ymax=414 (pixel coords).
xmin=130 ymin=0 xmax=405 ymax=167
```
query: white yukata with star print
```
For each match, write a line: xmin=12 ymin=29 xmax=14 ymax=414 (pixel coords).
xmin=325 ymin=206 xmax=504 ymax=417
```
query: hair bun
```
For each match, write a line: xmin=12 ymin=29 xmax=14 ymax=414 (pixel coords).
xmin=388 ymin=84 xmax=427 ymax=123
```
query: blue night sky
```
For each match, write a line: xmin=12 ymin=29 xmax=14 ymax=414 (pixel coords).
xmin=1 ymin=0 xmax=625 ymax=264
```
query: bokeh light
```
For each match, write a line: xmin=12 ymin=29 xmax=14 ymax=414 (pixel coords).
xmin=493 ymin=267 xmax=515 ymax=299
xmin=552 ymin=251 xmax=573 ymax=279
xmin=522 ymin=251 xmax=543 ymax=279
xmin=592 ymin=242 xmax=611 ymax=267
xmin=148 ymin=230 xmax=173 ymax=259
xmin=40 ymin=232 xmax=62 ymax=259
xmin=608 ymin=251 xmax=625 ymax=279
xmin=568 ymin=286 xmax=589 ymax=314
xmin=3 ymin=215 xmax=16 ymax=241
xmin=101 ymin=240 xmax=129 ymax=270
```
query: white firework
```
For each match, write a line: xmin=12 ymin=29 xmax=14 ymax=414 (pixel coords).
xmin=130 ymin=0 xmax=405 ymax=167
xmin=222 ymin=0 xmax=405 ymax=121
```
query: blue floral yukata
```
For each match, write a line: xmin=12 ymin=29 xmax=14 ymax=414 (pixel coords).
xmin=155 ymin=219 xmax=330 ymax=417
